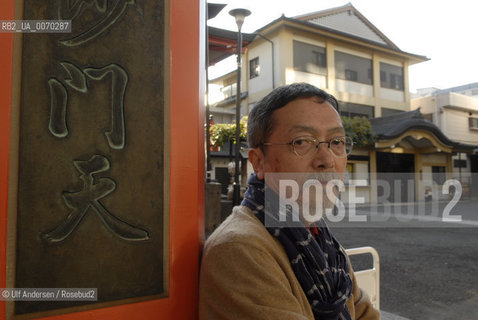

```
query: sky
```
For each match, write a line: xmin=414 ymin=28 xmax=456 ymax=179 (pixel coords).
xmin=207 ymin=0 xmax=478 ymax=93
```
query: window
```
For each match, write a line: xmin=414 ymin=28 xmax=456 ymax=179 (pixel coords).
xmin=335 ymin=51 xmax=372 ymax=85
xmin=470 ymin=117 xmax=478 ymax=130
xmin=293 ymin=40 xmax=327 ymax=75
xmin=339 ymin=101 xmax=374 ymax=119
xmin=454 ymin=159 xmax=467 ymax=168
xmin=345 ymin=69 xmax=358 ymax=81
xmin=380 ymin=62 xmax=404 ymax=90
xmin=249 ymin=57 xmax=260 ymax=79
xmin=390 ymin=74 xmax=403 ymax=90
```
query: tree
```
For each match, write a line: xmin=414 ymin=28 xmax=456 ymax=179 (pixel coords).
xmin=341 ymin=116 xmax=376 ymax=147
xmin=210 ymin=116 xmax=248 ymax=149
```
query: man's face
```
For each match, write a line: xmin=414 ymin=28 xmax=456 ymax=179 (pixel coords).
xmin=250 ymin=96 xmax=347 ymax=177
xmin=249 ymin=97 xmax=348 ymax=224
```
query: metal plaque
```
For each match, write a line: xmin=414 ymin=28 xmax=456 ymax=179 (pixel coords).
xmin=13 ymin=0 xmax=168 ymax=315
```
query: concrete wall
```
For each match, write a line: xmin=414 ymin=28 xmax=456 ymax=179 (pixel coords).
xmin=411 ymin=92 xmax=478 ymax=145
xmin=444 ymin=108 xmax=478 ymax=144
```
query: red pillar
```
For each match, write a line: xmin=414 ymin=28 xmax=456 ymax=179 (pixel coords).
xmin=0 ymin=0 xmax=15 ymax=316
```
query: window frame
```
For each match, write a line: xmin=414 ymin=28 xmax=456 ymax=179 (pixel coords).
xmin=380 ymin=62 xmax=404 ymax=91
xmin=469 ymin=117 xmax=478 ymax=130
xmin=249 ymin=57 xmax=260 ymax=79
xmin=334 ymin=51 xmax=373 ymax=85
xmin=293 ymin=40 xmax=327 ymax=75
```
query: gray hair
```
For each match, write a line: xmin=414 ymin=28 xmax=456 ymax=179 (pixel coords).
xmin=247 ymin=83 xmax=339 ymax=148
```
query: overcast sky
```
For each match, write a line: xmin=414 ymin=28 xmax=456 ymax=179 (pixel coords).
xmin=207 ymin=0 xmax=478 ymax=92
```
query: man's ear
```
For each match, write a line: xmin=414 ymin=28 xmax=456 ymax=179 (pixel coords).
xmin=248 ymin=147 xmax=265 ymax=180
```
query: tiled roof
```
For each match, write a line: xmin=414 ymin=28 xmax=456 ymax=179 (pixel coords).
xmin=370 ymin=109 xmax=477 ymax=151
xmin=253 ymin=12 xmax=427 ymax=62
xmin=293 ymin=3 xmax=398 ymax=50
xmin=207 ymin=3 xmax=226 ymax=20
xmin=208 ymin=26 xmax=256 ymax=42
xmin=208 ymin=26 xmax=256 ymax=65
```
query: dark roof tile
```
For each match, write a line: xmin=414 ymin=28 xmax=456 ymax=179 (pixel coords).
xmin=370 ymin=109 xmax=477 ymax=151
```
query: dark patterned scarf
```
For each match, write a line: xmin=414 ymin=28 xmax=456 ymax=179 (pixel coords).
xmin=241 ymin=173 xmax=353 ymax=320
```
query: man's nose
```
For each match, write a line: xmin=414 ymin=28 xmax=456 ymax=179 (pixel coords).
xmin=312 ymin=142 xmax=334 ymax=169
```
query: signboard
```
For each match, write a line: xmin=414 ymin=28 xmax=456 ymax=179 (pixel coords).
xmin=11 ymin=0 xmax=168 ymax=316
xmin=454 ymin=159 xmax=467 ymax=168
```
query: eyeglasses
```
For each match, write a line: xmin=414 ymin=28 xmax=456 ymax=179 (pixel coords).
xmin=263 ymin=136 xmax=353 ymax=158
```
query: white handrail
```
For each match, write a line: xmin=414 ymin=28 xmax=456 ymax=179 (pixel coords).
xmin=345 ymin=246 xmax=380 ymax=310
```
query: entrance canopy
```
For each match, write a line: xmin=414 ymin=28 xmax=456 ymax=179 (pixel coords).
xmin=208 ymin=26 xmax=255 ymax=66
xmin=370 ymin=109 xmax=477 ymax=154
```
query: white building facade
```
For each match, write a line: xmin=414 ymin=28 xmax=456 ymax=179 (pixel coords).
xmin=208 ymin=3 xmax=478 ymax=201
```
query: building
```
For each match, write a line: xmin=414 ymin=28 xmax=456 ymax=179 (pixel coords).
xmin=411 ymin=84 xmax=478 ymax=196
xmin=208 ymin=3 xmax=477 ymax=202
xmin=370 ymin=109 xmax=476 ymax=201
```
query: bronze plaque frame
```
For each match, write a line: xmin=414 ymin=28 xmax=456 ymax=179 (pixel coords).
xmin=7 ymin=0 xmax=170 ymax=318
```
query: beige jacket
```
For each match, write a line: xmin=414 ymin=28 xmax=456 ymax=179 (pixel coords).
xmin=199 ymin=206 xmax=380 ymax=320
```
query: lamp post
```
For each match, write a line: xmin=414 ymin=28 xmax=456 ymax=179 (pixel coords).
xmin=229 ymin=8 xmax=251 ymax=206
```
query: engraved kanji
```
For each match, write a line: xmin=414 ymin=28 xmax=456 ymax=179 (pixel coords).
xmin=58 ymin=0 xmax=136 ymax=47
xmin=48 ymin=62 xmax=127 ymax=149
xmin=42 ymin=154 xmax=149 ymax=243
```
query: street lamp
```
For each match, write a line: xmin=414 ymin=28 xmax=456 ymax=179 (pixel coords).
xmin=229 ymin=8 xmax=251 ymax=206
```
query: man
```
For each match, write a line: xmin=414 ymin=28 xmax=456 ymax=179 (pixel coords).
xmin=199 ymin=83 xmax=379 ymax=320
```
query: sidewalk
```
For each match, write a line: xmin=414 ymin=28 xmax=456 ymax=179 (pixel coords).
xmin=381 ymin=311 xmax=411 ymax=320
xmin=348 ymin=197 xmax=478 ymax=208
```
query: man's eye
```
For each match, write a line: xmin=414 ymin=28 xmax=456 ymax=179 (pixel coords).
xmin=331 ymin=138 xmax=344 ymax=145
xmin=294 ymin=138 xmax=314 ymax=146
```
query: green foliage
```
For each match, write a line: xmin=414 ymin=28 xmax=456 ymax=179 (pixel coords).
xmin=341 ymin=116 xmax=376 ymax=147
xmin=210 ymin=116 xmax=248 ymax=148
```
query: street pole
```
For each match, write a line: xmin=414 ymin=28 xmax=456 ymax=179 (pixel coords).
xmin=229 ymin=8 xmax=251 ymax=206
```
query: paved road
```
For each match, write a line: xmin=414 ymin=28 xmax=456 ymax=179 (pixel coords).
xmin=329 ymin=199 xmax=478 ymax=320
